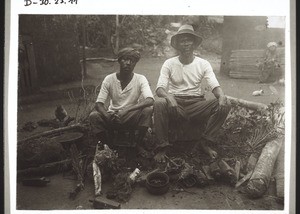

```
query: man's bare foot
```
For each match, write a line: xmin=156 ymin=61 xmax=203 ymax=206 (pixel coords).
xmin=154 ymin=150 xmax=166 ymax=163
xmin=199 ymin=141 xmax=218 ymax=159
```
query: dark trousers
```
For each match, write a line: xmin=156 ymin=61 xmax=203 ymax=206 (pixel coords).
xmin=89 ymin=107 xmax=153 ymax=134
xmin=153 ymin=97 xmax=231 ymax=148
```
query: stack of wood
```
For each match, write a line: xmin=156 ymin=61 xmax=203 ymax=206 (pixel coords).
xmin=229 ymin=47 xmax=285 ymax=79
xmin=233 ymin=105 xmax=285 ymax=203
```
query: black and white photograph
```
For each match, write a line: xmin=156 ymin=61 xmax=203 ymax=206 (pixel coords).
xmin=5 ymin=0 xmax=295 ymax=213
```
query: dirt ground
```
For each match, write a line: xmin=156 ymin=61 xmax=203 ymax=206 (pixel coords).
xmin=16 ymin=55 xmax=285 ymax=210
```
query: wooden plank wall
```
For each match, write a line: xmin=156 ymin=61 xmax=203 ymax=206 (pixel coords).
xmin=220 ymin=16 xmax=285 ymax=76
xmin=229 ymin=47 xmax=285 ymax=79
xmin=19 ymin=35 xmax=38 ymax=95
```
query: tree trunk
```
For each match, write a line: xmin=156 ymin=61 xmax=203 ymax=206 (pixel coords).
xmin=81 ymin=19 xmax=87 ymax=78
xmin=226 ymin=96 xmax=268 ymax=111
xmin=17 ymin=155 xmax=86 ymax=178
xmin=114 ymin=15 xmax=120 ymax=54
xmin=246 ymin=137 xmax=283 ymax=198
xmin=18 ymin=123 xmax=85 ymax=144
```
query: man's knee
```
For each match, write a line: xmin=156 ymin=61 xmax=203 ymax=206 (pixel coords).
xmin=141 ymin=106 xmax=153 ymax=116
xmin=213 ymin=99 xmax=231 ymax=114
xmin=89 ymin=111 xmax=103 ymax=123
xmin=154 ymin=97 xmax=168 ymax=109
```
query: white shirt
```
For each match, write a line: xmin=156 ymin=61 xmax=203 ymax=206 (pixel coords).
xmin=96 ymin=73 xmax=154 ymax=112
xmin=156 ymin=56 xmax=220 ymax=97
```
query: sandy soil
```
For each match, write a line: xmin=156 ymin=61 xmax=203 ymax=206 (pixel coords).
xmin=16 ymin=56 xmax=285 ymax=210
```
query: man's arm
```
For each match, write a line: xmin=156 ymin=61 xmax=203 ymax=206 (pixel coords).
xmin=156 ymin=87 xmax=176 ymax=103
xmin=202 ymin=60 xmax=227 ymax=107
xmin=212 ymin=86 xmax=227 ymax=107
xmin=117 ymin=97 xmax=154 ymax=118
xmin=95 ymin=102 xmax=111 ymax=122
xmin=95 ymin=75 xmax=110 ymax=119
xmin=156 ymin=87 xmax=179 ymax=117
xmin=124 ymin=97 xmax=154 ymax=112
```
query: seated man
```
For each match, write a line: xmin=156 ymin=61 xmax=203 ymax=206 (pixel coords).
xmin=258 ymin=42 xmax=281 ymax=83
xmin=89 ymin=47 xmax=154 ymax=153
xmin=153 ymin=25 xmax=231 ymax=162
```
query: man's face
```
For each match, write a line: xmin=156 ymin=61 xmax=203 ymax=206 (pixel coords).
xmin=177 ymin=34 xmax=196 ymax=55
xmin=119 ymin=56 xmax=137 ymax=74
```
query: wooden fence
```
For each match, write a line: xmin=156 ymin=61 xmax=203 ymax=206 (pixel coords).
xmin=229 ymin=47 xmax=285 ymax=79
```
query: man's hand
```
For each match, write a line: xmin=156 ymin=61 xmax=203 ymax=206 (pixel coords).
xmin=116 ymin=108 xmax=129 ymax=119
xmin=102 ymin=112 xmax=113 ymax=123
xmin=212 ymin=87 xmax=228 ymax=109
xmin=166 ymin=95 xmax=179 ymax=118
xmin=218 ymin=95 xmax=227 ymax=108
xmin=110 ymin=112 xmax=121 ymax=125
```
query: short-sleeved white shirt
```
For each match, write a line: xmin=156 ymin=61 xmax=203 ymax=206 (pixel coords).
xmin=96 ymin=73 xmax=154 ymax=112
xmin=156 ymin=56 xmax=220 ymax=97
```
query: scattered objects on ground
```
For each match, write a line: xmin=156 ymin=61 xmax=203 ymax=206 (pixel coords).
xmin=146 ymin=171 xmax=170 ymax=195
xmin=17 ymin=99 xmax=285 ymax=208
xmin=91 ymin=196 xmax=121 ymax=209
xmin=245 ymin=137 xmax=283 ymax=198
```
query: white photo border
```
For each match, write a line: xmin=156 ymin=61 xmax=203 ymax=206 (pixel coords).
xmin=5 ymin=0 xmax=295 ymax=213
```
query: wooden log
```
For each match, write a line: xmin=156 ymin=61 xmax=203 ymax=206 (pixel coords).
xmin=17 ymin=155 xmax=86 ymax=178
xmin=201 ymin=165 xmax=214 ymax=181
xmin=80 ymin=57 xmax=117 ymax=63
xmin=246 ymin=153 xmax=259 ymax=173
xmin=235 ymin=170 xmax=253 ymax=188
xmin=245 ymin=137 xmax=283 ymax=198
xmin=226 ymin=96 xmax=268 ymax=111
xmin=274 ymin=141 xmax=284 ymax=200
xmin=91 ymin=196 xmax=121 ymax=209
xmin=235 ymin=160 xmax=241 ymax=181
xmin=18 ymin=159 xmax=71 ymax=177
xmin=18 ymin=123 xmax=85 ymax=144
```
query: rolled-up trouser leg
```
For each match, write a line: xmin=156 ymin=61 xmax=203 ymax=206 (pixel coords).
xmin=153 ymin=97 xmax=170 ymax=148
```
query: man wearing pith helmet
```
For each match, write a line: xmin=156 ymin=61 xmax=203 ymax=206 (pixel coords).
xmin=153 ymin=24 xmax=231 ymax=162
xmin=89 ymin=47 xmax=154 ymax=153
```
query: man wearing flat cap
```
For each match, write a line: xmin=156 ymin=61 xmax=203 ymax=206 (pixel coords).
xmin=153 ymin=24 xmax=231 ymax=162
xmin=89 ymin=47 xmax=154 ymax=152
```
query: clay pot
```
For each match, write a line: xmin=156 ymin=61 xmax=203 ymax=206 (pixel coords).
xmin=146 ymin=172 xmax=170 ymax=195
